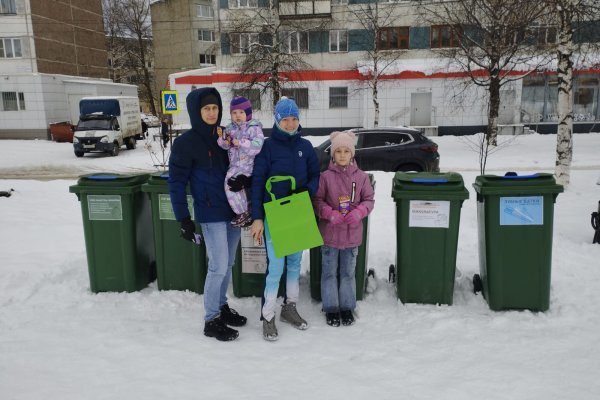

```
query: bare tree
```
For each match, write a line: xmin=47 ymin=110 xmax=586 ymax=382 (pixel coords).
xmin=103 ymin=0 xmax=158 ymax=116
xmin=419 ymin=0 xmax=552 ymax=146
xmin=224 ymin=1 xmax=327 ymax=109
xmin=350 ymin=2 xmax=410 ymax=127
xmin=543 ymin=0 xmax=600 ymax=187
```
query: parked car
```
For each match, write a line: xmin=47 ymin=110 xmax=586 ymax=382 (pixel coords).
xmin=141 ymin=113 xmax=160 ymax=127
xmin=314 ymin=127 xmax=440 ymax=172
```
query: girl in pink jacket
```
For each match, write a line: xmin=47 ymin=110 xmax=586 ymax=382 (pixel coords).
xmin=313 ymin=130 xmax=375 ymax=327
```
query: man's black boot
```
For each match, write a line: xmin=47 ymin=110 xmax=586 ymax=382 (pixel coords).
xmin=204 ymin=317 xmax=239 ymax=341
xmin=220 ymin=303 xmax=247 ymax=327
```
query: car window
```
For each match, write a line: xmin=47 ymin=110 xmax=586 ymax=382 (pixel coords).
xmin=361 ymin=132 xmax=412 ymax=148
xmin=322 ymin=134 xmax=359 ymax=153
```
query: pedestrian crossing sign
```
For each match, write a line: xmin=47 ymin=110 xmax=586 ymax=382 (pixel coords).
xmin=161 ymin=90 xmax=179 ymax=114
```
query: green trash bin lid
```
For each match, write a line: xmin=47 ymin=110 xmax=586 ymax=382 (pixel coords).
xmin=392 ymin=172 xmax=469 ymax=201
xmin=473 ymin=173 xmax=564 ymax=196
xmin=141 ymin=172 xmax=170 ymax=193
xmin=69 ymin=173 xmax=150 ymax=195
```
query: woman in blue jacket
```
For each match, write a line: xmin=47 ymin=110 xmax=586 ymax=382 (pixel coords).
xmin=168 ymin=87 xmax=246 ymax=342
xmin=250 ymin=97 xmax=320 ymax=341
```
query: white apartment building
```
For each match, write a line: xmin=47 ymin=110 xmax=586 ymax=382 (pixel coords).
xmin=151 ymin=0 xmax=600 ymax=135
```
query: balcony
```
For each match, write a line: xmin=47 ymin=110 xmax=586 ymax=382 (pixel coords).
xmin=278 ymin=0 xmax=331 ymax=19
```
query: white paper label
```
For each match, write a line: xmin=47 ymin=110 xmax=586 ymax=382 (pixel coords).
xmin=408 ymin=200 xmax=450 ymax=228
xmin=240 ymin=227 xmax=267 ymax=274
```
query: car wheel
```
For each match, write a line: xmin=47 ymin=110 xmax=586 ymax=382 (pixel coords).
xmin=111 ymin=142 xmax=120 ymax=156
xmin=396 ymin=163 xmax=422 ymax=172
xmin=126 ymin=137 xmax=136 ymax=150
xmin=74 ymin=151 xmax=84 ymax=158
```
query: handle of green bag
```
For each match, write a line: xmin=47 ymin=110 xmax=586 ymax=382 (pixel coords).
xmin=265 ymin=176 xmax=296 ymax=202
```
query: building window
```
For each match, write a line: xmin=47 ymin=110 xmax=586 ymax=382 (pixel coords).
xmin=329 ymin=87 xmax=348 ymax=108
xmin=329 ymin=30 xmax=348 ymax=52
xmin=330 ymin=0 xmax=348 ymax=4
xmin=379 ymin=27 xmax=409 ymax=50
xmin=431 ymin=25 xmax=461 ymax=48
xmin=233 ymin=88 xmax=261 ymax=110
xmin=532 ymin=25 xmax=557 ymax=46
xmin=281 ymin=88 xmax=309 ymax=109
xmin=280 ymin=31 xmax=308 ymax=54
xmin=229 ymin=0 xmax=258 ymax=8
xmin=0 ymin=0 xmax=16 ymax=14
xmin=199 ymin=53 xmax=215 ymax=64
xmin=2 ymin=92 xmax=25 ymax=111
xmin=196 ymin=4 xmax=214 ymax=18
xmin=230 ymin=32 xmax=259 ymax=54
xmin=198 ymin=30 xmax=215 ymax=42
xmin=573 ymin=75 xmax=598 ymax=121
xmin=0 ymin=38 xmax=22 ymax=58
xmin=521 ymin=75 xmax=559 ymax=123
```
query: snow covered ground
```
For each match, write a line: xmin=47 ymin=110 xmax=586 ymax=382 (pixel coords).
xmin=1 ymin=131 xmax=599 ymax=399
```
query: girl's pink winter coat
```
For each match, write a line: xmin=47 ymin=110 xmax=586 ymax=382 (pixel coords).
xmin=313 ymin=161 xmax=375 ymax=248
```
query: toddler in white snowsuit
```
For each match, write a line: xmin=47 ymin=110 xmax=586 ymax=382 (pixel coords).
xmin=218 ymin=96 xmax=264 ymax=227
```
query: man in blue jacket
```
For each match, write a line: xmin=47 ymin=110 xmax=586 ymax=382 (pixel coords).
xmin=168 ymin=87 xmax=246 ymax=341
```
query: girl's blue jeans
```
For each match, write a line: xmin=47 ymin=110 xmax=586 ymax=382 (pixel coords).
xmin=321 ymin=245 xmax=358 ymax=313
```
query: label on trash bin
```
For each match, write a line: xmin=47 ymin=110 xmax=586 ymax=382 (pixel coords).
xmin=408 ymin=200 xmax=450 ymax=228
xmin=87 ymin=195 xmax=123 ymax=221
xmin=500 ymin=196 xmax=543 ymax=225
xmin=240 ymin=227 xmax=267 ymax=273
xmin=158 ymin=194 xmax=194 ymax=220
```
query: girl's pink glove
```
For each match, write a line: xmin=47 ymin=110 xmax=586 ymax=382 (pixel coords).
xmin=345 ymin=205 xmax=368 ymax=225
xmin=321 ymin=206 xmax=344 ymax=225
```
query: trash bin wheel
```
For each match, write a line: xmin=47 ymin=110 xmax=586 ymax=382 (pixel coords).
xmin=74 ymin=151 xmax=84 ymax=158
xmin=473 ymin=274 xmax=483 ymax=294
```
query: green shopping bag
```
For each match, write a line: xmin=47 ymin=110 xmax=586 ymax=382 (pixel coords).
xmin=264 ymin=176 xmax=323 ymax=258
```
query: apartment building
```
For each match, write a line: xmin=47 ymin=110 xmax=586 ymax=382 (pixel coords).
xmin=1 ymin=0 xmax=135 ymax=139
xmin=151 ymin=0 xmax=600 ymax=135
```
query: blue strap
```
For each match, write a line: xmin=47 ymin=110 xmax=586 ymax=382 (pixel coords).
xmin=411 ymin=179 xmax=449 ymax=183
xmin=86 ymin=175 xmax=119 ymax=181
xmin=501 ymin=174 xmax=539 ymax=179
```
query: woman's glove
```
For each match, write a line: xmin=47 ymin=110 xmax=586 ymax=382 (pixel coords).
xmin=321 ymin=206 xmax=344 ymax=225
xmin=345 ymin=205 xmax=368 ymax=225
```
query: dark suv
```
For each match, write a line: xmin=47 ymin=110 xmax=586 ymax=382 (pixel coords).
xmin=314 ymin=128 xmax=440 ymax=172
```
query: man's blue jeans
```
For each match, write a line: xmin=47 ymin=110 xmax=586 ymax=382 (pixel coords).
xmin=199 ymin=222 xmax=241 ymax=321
xmin=261 ymin=219 xmax=302 ymax=321
xmin=321 ymin=245 xmax=358 ymax=313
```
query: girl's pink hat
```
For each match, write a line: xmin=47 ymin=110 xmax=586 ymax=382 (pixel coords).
xmin=330 ymin=130 xmax=356 ymax=157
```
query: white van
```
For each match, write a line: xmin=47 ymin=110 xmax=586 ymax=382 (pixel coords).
xmin=73 ymin=96 xmax=142 ymax=157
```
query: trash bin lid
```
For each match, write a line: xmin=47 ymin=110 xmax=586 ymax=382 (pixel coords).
xmin=473 ymin=173 xmax=564 ymax=196
xmin=141 ymin=172 xmax=171 ymax=193
xmin=392 ymin=172 xmax=469 ymax=201
xmin=69 ymin=173 xmax=150 ymax=195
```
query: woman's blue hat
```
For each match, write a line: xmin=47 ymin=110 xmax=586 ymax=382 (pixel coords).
xmin=274 ymin=97 xmax=299 ymax=124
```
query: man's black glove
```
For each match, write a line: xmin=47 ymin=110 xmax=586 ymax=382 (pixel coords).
xmin=227 ymin=175 xmax=252 ymax=192
xmin=180 ymin=217 xmax=201 ymax=244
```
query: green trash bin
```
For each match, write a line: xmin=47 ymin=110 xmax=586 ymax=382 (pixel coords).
xmin=473 ymin=173 xmax=563 ymax=311
xmin=69 ymin=173 xmax=155 ymax=293
xmin=392 ymin=172 xmax=469 ymax=305
xmin=309 ymin=174 xmax=375 ymax=302
xmin=141 ymin=173 xmax=207 ymax=293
